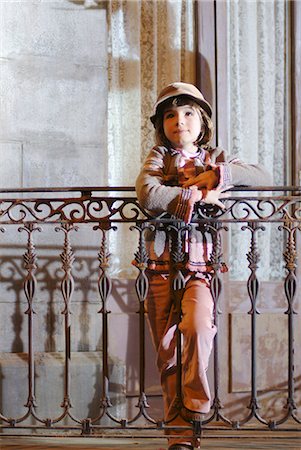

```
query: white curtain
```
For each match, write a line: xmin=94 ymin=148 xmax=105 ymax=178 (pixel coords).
xmin=105 ymin=0 xmax=288 ymax=279
xmin=227 ymin=0 xmax=287 ymax=280
xmin=106 ymin=0 xmax=196 ymax=276
xmin=107 ymin=0 xmax=196 ymax=186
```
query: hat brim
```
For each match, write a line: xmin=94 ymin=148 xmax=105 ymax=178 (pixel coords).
xmin=150 ymin=94 xmax=212 ymax=127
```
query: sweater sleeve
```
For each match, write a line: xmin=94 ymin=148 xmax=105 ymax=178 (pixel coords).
xmin=135 ymin=146 xmax=200 ymax=223
xmin=209 ymin=148 xmax=273 ymax=188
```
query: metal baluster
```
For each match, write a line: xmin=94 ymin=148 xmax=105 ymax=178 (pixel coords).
xmin=20 ymin=224 xmax=41 ymax=415
xmin=272 ymin=217 xmax=299 ymax=426
xmin=129 ymin=222 xmax=156 ymax=424
xmin=167 ymin=222 xmax=190 ymax=423
xmin=55 ymin=223 xmax=78 ymax=420
xmin=204 ymin=222 xmax=231 ymax=426
xmin=91 ymin=223 xmax=117 ymax=426
xmin=238 ymin=222 xmax=267 ymax=426
xmin=0 ymin=227 xmax=8 ymax=423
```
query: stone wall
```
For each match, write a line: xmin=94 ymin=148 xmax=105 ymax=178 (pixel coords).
xmin=0 ymin=0 xmax=108 ymax=188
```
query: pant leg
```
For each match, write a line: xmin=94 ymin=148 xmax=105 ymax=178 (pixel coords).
xmin=145 ymin=272 xmax=194 ymax=447
xmin=179 ymin=277 xmax=217 ymax=414
xmin=146 ymin=272 xmax=216 ymax=407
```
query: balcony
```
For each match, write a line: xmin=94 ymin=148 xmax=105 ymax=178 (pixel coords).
xmin=0 ymin=186 xmax=300 ymax=447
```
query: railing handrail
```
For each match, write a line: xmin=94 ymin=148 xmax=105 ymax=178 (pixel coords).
xmin=0 ymin=186 xmax=300 ymax=225
xmin=0 ymin=185 xmax=300 ymax=195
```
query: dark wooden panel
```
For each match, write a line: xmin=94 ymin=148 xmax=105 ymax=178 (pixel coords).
xmin=215 ymin=0 xmax=228 ymax=150
xmin=195 ymin=0 xmax=217 ymax=147
xmin=195 ymin=0 xmax=228 ymax=149
xmin=291 ymin=0 xmax=301 ymax=185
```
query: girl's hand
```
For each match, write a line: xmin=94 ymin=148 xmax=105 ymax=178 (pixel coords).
xmin=202 ymin=186 xmax=233 ymax=210
xmin=182 ymin=170 xmax=219 ymax=190
xmin=189 ymin=185 xmax=203 ymax=202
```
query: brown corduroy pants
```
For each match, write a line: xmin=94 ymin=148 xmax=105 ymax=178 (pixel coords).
xmin=145 ymin=272 xmax=216 ymax=448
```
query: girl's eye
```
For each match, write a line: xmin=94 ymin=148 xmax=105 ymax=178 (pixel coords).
xmin=165 ymin=113 xmax=174 ymax=119
xmin=185 ymin=110 xmax=193 ymax=116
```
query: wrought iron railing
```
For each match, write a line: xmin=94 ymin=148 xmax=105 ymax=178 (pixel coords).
xmin=0 ymin=186 xmax=300 ymax=440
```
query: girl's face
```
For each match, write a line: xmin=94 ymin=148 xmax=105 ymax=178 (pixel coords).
xmin=162 ymin=104 xmax=202 ymax=153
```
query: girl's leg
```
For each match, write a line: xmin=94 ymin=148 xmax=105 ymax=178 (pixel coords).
xmin=162 ymin=276 xmax=216 ymax=448
xmin=146 ymin=273 xmax=201 ymax=448
xmin=180 ymin=277 xmax=216 ymax=414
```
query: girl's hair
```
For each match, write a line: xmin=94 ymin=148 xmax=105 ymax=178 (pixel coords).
xmin=152 ymin=95 xmax=214 ymax=148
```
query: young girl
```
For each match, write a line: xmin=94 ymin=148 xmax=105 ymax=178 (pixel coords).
xmin=135 ymin=82 xmax=271 ymax=450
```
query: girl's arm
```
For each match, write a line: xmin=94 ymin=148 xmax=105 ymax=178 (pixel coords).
xmin=136 ymin=146 xmax=201 ymax=223
xmin=182 ymin=148 xmax=273 ymax=190
xmin=223 ymin=156 xmax=273 ymax=187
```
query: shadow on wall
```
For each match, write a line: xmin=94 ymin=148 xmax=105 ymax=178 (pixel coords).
xmin=0 ymin=246 xmax=159 ymax=389
xmin=0 ymin=243 xmax=162 ymax=421
xmin=222 ymin=375 xmax=301 ymax=421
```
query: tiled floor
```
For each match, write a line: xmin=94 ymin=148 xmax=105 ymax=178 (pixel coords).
xmin=0 ymin=433 xmax=300 ymax=450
